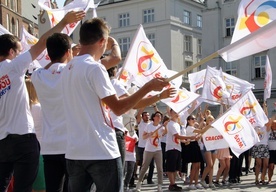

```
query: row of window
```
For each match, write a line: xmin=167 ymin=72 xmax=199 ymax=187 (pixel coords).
xmin=5 ymin=0 xmax=18 ymax=12
xmin=6 ymin=14 xmax=19 ymax=37
xmin=119 ymin=9 xmax=154 ymax=27
xmin=183 ymin=10 xmax=202 ymax=28
xmin=119 ymin=9 xmax=203 ymax=29
xmin=225 ymin=55 xmax=266 ymax=79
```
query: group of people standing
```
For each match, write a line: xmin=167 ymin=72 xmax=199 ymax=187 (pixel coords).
xmin=1 ymin=9 xmax=276 ymax=192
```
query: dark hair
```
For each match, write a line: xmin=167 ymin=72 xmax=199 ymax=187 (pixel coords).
xmin=46 ymin=33 xmax=72 ymax=62
xmin=186 ymin=115 xmax=196 ymax=127
xmin=142 ymin=111 xmax=149 ymax=117
xmin=151 ymin=111 xmax=163 ymax=121
xmin=107 ymin=66 xmax=118 ymax=77
xmin=0 ymin=34 xmax=20 ymax=57
xmin=162 ymin=115 xmax=170 ymax=124
xmin=79 ymin=18 xmax=110 ymax=45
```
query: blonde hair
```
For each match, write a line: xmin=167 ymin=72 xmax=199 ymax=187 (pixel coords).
xmin=25 ymin=79 xmax=39 ymax=108
xmin=206 ymin=115 xmax=214 ymax=125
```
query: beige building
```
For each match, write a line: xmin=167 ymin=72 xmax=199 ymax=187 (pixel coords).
xmin=202 ymin=0 xmax=276 ymax=116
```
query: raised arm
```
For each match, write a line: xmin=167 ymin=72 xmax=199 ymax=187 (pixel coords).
xmin=101 ymin=37 xmax=121 ymax=69
xmin=29 ymin=11 xmax=85 ymax=61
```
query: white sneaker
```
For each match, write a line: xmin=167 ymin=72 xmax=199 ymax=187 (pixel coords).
xmin=195 ymin=183 xmax=204 ymax=189
xmin=209 ymin=183 xmax=216 ymax=188
xmin=158 ymin=184 xmax=163 ymax=192
xmin=189 ymin=184 xmax=197 ymax=190
xmin=136 ymin=181 xmax=141 ymax=192
xmin=200 ymin=180 xmax=208 ymax=188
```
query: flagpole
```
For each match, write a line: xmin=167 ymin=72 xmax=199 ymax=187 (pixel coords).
xmin=166 ymin=52 xmax=219 ymax=82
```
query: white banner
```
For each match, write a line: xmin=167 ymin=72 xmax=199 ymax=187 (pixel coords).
xmin=203 ymin=128 xmax=229 ymax=151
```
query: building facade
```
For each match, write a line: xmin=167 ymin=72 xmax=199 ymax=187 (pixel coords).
xmin=0 ymin=0 xmax=41 ymax=37
xmin=202 ymin=0 xmax=276 ymax=116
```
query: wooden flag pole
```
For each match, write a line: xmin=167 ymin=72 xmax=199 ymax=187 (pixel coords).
xmin=166 ymin=52 xmax=219 ymax=82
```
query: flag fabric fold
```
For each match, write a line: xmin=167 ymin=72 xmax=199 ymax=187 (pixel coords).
xmin=264 ymin=55 xmax=272 ymax=101
xmin=188 ymin=69 xmax=206 ymax=93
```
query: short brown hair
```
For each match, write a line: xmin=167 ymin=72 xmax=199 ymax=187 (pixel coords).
xmin=0 ymin=34 xmax=20 ymax=57
xmin=79 ymin=18 xmax=110 ymax=45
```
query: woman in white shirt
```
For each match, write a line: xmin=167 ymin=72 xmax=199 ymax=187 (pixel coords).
xmin=136 ymin=111 xmax=166 ymax=192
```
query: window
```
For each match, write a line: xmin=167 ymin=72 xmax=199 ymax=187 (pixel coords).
xmin=225 ymin=62 xmax=237 ymax=76
xmin=197 ymin=39 xmax=202 ymax=55
xmin=184 ymin=36 xmax=192 ymax=52
xmin=6 ymin=14 xmax=9 ymax=31
xmin=225 ymin=18 xmax=235 ymax=37
xmin=253 ymin=55 xmax=266 ymax=78
xmin=183 ymin=10 xmax=191 ymax=25
xmin=197 ymin=15 xmax=202 ymax=28
xmin=119 ymin=37 xmax=130 ymax=57
xmin=11 ymin=17 xmax=15 ymax=35
xmin=147 ymin=33 xmax=155 ymax=47
xmin=14 ymin=0 xmax=18 ymax=12
xmin=143 ymin=9 xmax=154 ymax=23
xmin=119 ymin=13 xmax=129 ymax=27
xmin=184 ymin=61 xmax=193 ymax=78
xmin=15 ymin=19 xmax=19 ymax=37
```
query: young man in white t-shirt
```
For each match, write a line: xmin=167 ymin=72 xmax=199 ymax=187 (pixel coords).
xmin=60 ymin=18 xmax=171 ymax=192
xmin=31 ymin=33 xmax=73 ymax=192
xmin=0 ymin=11 xmax=85 ymax=192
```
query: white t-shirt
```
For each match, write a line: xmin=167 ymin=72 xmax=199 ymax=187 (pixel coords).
xmin=0 ymin=51 xmax=35 ymax=140
xmin=255 ymin=126 xmax=269 ymax=146
xmin=31 ymin=103 xmax=43 ymax=144
xmin=268 ymin=130 xmax=276 ymax=150
xmin=31 ymin=63 xmax=67 ymax=154
xmin=125 ymin=131 xmax=138 ymax=162
xmin=110 ymin=78 xmax=128 ymax=132
xmin=138 ymin=121 xmax=150 ymax=148
xmin=144 ymin=122 xmax=164 ymax=152
xmin=186 ymin=125 xmax=197 ymax=138
xmin=61 ymin=54 xmax=120 ymax=160
xmin=166 ymin=121 xmax=181 ymax=152
xmin=179 ymin=110 xmax=189 ymax=127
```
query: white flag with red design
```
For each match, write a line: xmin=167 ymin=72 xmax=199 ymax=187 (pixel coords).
xmin=161 ymin=88 xmax=200 ymax=113
xmin=211 ymin=107 xmax=259 ymax=157
xmin=21 ymin=27 xmax=50 ymax=69
xmin=231 ymin=0 xmax=276 ymax=44
xmin=38 ymin=0 xmax=97 ymax=36
xmin=235 ymin=90 xmax=268 ymax=128
xmin=120 ymin=25 xmax=170 ymax=88
xmin=264 ymin=55 xmax=272 ymax=101
xmin=201 ymin=66 xmax=254 ymax=105
xmin=202 ymin=128 xmax=229 ymax=151
xmin=188 ymin=69 xmax=206 ymax=93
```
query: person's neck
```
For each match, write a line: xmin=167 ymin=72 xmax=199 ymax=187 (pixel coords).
xmin=153 ymin=122 xmax=159 ymax=126
xmin=78 ymin=45 xmax=101 ymax=61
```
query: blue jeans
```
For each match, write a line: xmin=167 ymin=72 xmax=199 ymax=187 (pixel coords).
xmin=66 ymin=157 xmax=123 ymax=192
xmin=0 ymin=134 xmax=40 ymax=192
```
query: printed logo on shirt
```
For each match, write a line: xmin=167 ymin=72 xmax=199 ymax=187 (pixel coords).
xmin=151 ymin=132 xmax=159 ymax=147
xmin=0 ymin=74 xmax=11 ymax=99
xmin=173 ymin=136 xmax=179 ymax=144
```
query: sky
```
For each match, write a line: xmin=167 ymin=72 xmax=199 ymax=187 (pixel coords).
xmin=55 ymin=0 xmax=65 ymax=8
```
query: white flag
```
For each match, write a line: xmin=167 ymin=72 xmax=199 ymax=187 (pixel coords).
xmin=264 ymin=55 xmax=272 ymax=100
xmin=211 ymin=107 xmax=259 ymax=157
xmin=120 ymin=25 xmax=169 ymax=87
xmin=231 ymin=0 xmax=276 ymax=44
xmin=202 ymin=66 xmax=254 ymax=105
xmin=188 ymin=69 xmax=206 ymax=92
xmin=202 ymin=128 xmax=229 ymax=151
xmin=0 ymin=24 xmax=11 ymax=35
xmin=218 ymin=19 xmax=276 ymax=62
xmin=38 ymin=0 xmax=96 ymax=36
xmin=161 ymin=88 xmax=200 ymax=113
xmin=20 ymin=27 xmax=49 ymax=68
xmin=236 ymin=90 xmax=269 ymax=128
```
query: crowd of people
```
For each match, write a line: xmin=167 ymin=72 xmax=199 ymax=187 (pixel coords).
xmin=1 ymin=10 xmax=276 ymax=192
